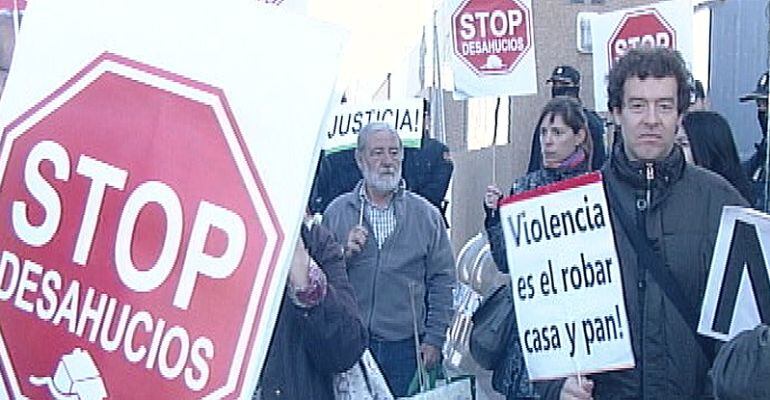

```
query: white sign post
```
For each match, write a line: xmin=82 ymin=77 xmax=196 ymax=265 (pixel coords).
xmin=590 ymin=0 xmax=692 ymax=112
xmin=322 ymin=98 xmax=424 ymax=154
xmin=699 ymin=206 xmax=770 ymax=342
xmin=499 ymin=173 xmax=634 ymax=380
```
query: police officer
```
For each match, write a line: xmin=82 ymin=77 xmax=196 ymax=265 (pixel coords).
xmin=527 ymin=65 xmax=607 ymax=173
xmin=740 ymin=71 xmax=769 ymax=209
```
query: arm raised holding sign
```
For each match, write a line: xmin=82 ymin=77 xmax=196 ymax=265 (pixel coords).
xmin=480 ymin=97 xmax=594 ymax=399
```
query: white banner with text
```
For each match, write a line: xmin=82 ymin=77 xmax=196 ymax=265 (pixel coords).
xmin=322 ymin=98 xmax=424 ymax=153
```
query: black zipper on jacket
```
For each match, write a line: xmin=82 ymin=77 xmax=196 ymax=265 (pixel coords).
xmin=635 ymin=162 xmax=653 ymax=400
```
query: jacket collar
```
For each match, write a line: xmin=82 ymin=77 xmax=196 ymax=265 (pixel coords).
xmin=609 ymin=143 xmax=686 ymax=191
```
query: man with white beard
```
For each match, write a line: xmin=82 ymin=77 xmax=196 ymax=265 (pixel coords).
xmin=323 ymin=122 xmax=455 ymax=397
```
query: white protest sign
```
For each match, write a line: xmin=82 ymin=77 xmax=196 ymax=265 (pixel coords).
xmin=447 ymin=0 xmax=537 ymax=98
xmin=0 ymin=0 xmax=344 ymax=398
xmin=590 ymin=0 xmax=692 ymax=112
xmin=699 ymin=206 xmax=770 ymax=342
xmin=499 ymin=172 xmax=634 ymax=380
xmin=322 ymin=98 xmax=424 ymax=154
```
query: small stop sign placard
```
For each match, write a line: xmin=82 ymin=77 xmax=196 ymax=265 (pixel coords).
xmin=452 ymin=0 xmax=532 ymax=76
xmin=608 ymin=8 xmax=676 ymax=67
xmin=0 ymin=53 xmax=283 ymax=399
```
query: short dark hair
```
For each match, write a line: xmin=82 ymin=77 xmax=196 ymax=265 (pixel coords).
xmin=536 ymin=96 xmax=593 ymax=165
xmin=607 ymin=47 xmax=691 ymax=115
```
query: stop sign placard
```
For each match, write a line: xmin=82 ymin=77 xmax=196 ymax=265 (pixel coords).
xmin=0 ymin=52 xmax=282 ymax=399
xmin=452 ymin=0 xmax=532 ymax=76
xmin=608 ymin=8 xmax=676 ymax=67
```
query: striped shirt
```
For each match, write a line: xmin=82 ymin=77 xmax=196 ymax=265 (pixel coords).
xmin=359 ymin=184 xmax=398 ymax=249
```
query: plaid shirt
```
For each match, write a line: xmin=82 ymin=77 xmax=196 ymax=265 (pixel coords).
xmin=358 ymin=183 xmax=399 ymax=249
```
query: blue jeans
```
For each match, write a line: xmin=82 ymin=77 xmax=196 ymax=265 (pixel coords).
xmin=369 ymin=337 xmax=417 ymax=397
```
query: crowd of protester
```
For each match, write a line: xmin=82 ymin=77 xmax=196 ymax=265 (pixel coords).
xmin=255 ymin=47 xmax=770 ymax=400
xmin=2 ymin=11 xmax=768 ymax=400
xmin=287 ymin=47 xmax=770 ymax=400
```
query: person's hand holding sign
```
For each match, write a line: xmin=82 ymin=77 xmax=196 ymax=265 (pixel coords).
xmin=345 ymin=224 xmax=368 ymax=259
xmin=560 ymin=375 xmax=594 ymax=400
xmin=484 ymin=185 xmax=503 ymax=210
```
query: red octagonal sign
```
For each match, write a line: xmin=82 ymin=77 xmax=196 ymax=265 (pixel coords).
xmin=0 ymin=53 xmax=283 ymax=399
xmin=608 ymin=8 xmax=676 ymax=68
xmin=452 ymin=0 xmax=532 ymax=76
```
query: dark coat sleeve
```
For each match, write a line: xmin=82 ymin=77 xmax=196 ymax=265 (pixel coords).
xmin=484 ymin=205 xmax=509 ymax=274
xmin=743 ymin=138 xmax=766 ymax=178
xmin=295 ymin=223 xmax=367 ymax=373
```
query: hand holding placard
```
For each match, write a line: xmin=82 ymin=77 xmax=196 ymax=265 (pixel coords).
xmin=499 ymin=173 xmax=634 ymax=380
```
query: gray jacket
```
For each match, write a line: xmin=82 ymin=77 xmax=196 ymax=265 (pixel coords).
xmin=323 ymin=181 xmax=455 ymax=348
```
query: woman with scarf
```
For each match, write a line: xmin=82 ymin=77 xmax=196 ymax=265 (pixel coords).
xmin=482 ymin=96 xmax=594 ymax=399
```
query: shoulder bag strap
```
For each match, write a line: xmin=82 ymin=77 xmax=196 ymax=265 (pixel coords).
xmin=604 ymin=181 xmax=714 ymax=359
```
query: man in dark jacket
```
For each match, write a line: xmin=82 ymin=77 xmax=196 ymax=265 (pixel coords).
xmin=540 ymin=48 xmax=748 ymax=400
xmin=527 ymin=65 xmax=606 ymax=172
xmin=740 ymin=71 xmax=769 ymax=210
xmin=255 ymin=219 xmax=367 ymax=400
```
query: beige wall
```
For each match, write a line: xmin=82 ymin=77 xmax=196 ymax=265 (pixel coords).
xmin=447 ymin=0 xmax=655 ymax=252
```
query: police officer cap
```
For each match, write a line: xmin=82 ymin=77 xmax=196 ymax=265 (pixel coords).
xmin=546 ymin=65 xmax=580 ymax=87
xmin=710 ymin=324 xmax=770 ymax=400
xmin=740 ymin=71 xmax=769 ymax=102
